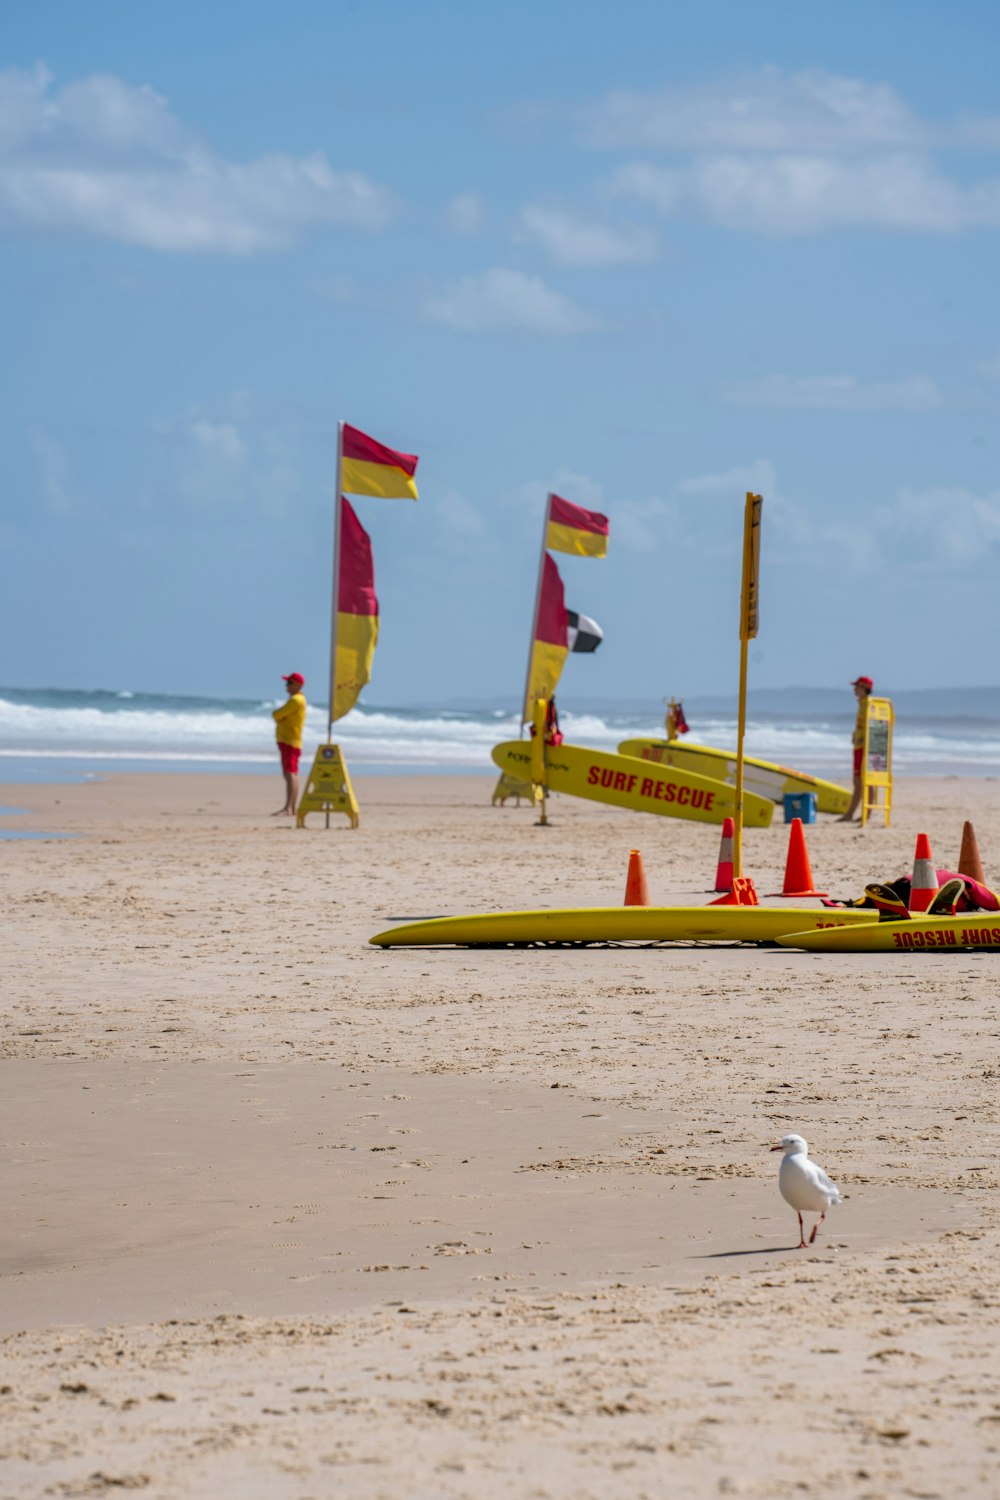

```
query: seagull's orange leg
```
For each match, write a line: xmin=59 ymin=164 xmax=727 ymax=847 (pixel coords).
xmin=809 ymin=1211 xmax=827 ymax=1244
xmin=797 ymin=1211 xmax=807 ymax=1249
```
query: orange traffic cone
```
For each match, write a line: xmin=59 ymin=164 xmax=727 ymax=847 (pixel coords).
xmin=910 ymin=832 xmax=938 ymax=913
xmin=709 ymin=875 xmax=759 ymax=906
xmin=958 ymin=821 xmax=985 ymax=885
xmin=624 ymin=848 xmax=650 ymax=906
xmin=712 ymin=816 xmax=735 ymax=893
xmin=769 ymin=818 xmax=829 ymax=898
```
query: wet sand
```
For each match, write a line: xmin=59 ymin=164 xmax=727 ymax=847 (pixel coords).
xmin=1 ymin=771 xmax=998 ymax=1497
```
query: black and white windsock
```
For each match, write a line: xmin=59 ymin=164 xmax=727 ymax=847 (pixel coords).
xmin=566 ymin=609 xmax=603 ymax=654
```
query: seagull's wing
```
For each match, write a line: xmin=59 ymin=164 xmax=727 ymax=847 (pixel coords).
xmin=811 ymin=1163 xmax=842 ymax=1200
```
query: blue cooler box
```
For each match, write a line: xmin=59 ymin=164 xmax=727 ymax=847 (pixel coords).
xmin=783 ymin=792 xmax=817 ymax=824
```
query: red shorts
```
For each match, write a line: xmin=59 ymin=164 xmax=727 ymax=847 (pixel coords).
xmin=853 ymin=747 xmax=863 ymax=776
xmin=279 ymin=742 xmax=301 ymax=775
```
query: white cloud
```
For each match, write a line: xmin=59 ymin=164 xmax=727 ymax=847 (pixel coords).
xmin=576 ymin=69 xmax=932 ymax=153
xmin=679 ymin=460 xmax=778 ymax=497
xmin=723 ymin=374 xmax=943 ymax=411
xmin=872 ymin=486 xmax=1000 ymax=566
xmin=518 ymin=203 xmax=657 ymax=267
xmin=0 ymin=64 xmax=396 ymax=252
xmin=506 ymin=68 xmax=1000 ymax=237
xmin=676 ymin=459 xmax=859 ymax=560
xmin=677 ymin=460 xmax=1000 ymax=574
xmin=422 ymin=267 xmax=599 ymax=334
xmin=613 ymin=497 xmax=676 ymax=549
xmin=190 ymin=420 xmax=244 ymax=460
xmin=175 ymin=399 xmax=300 ymax=514
xmin=444 ymin=192 xmax=485 ymax=234
xmin=607 ymin=153 xmax=999 ymax=235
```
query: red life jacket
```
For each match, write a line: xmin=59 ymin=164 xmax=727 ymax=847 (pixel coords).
xmin=936 ymin=868 xmax=1000 ymax=912
xmin=528 ymin=698 xmax=564 ymax=746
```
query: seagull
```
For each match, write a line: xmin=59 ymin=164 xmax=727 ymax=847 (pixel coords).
xmin=770 ymin=1134 xmax=843 ymax=1249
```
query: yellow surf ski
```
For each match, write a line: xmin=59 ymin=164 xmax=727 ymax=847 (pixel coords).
xmin=371 ymin=906 xmax=870 ymax=948
xmin=491 ymin=740 xmax=773 ymax=827
xmin=778 ymin=913 xmax=1000 ymax=952
xmin=617 ymin=739 xmax=850 ymax=816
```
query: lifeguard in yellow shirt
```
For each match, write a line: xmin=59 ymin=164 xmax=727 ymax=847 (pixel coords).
xmin=272 ymin=672 xmax=307 ymax=816
xmin=838 ymin=674 xmax=873 ymax=823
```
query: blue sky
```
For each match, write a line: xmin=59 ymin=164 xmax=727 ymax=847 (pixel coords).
xmin=3 ymin=0 xmax=1000 ymax=707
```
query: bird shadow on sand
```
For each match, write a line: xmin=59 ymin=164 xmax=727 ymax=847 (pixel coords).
xmin=694 ymin=1245 xmax=799 ymax=1260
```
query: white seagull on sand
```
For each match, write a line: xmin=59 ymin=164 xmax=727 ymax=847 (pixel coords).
xmin=770 ymin=1134 xmax=842 ymax=1249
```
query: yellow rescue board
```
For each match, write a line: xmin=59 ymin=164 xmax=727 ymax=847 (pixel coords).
xmin=778 ymin=913 xmax=1000 ymax=953
xmin=617 ymin=739 xmax=850 ymax=816
xmin=371 ymin=906 xmax=871 ymax=948
xmin=491 ymin=740 xmax=774 ymax=827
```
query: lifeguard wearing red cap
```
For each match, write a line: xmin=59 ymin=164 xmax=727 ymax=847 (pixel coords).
xmin=283 ymin=671 xmax=305 ymax=686
xmin=851 ymin=675 xmax=873 ymax=689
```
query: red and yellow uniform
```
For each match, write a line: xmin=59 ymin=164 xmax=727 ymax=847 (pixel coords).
xmin=850 ymin=676 xmax=873 ymax=776
xmin=273 ymin=691 xmax=306 ymax=748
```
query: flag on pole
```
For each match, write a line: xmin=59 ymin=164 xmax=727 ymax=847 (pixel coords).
xmin=333 ymin=498 xmax=379 ymax=722
xmin=546 ymin=494 xmax=609 ymax=558
xmin=525 ymin=554 xmax=568 ymax=708
xmin=567 ymin=609 xmax=603 ymax=653
xmin=341 ymin=423 xmax=419 ymax=501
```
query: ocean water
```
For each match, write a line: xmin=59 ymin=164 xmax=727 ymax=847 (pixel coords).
xmin=0 ymin=686 xmax=997 ymax=783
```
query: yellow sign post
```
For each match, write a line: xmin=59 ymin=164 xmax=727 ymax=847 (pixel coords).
xmin=861 ymin=697 xmax=893 ymax=827
xmin=530 ymin=697 xmax=551 ymax=826
xmin=296 ymin=743 xmax=360 ymax=829
xmin=733 ymin=492 xmax=763 ymax=885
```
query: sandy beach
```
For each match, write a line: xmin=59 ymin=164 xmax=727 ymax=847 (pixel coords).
xmin=2 ymin=770 xmax=999 ymax=1497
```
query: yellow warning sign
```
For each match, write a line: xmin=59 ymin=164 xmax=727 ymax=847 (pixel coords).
xmin=861 ymin=697 xmax=893 ymax=827
xmin=491 ymin=772 xmax=541 ymax=807
xmin=296 ymin=743 xmax=360 ymax=829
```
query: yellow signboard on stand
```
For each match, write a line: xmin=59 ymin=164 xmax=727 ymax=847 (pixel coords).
xmin=296 ymin=743 xmax=360 ymax=829
xmin=491 ymin=773 xmax=541 ymax=807
xmin=861 ymin=697 xmax=893 ymax=827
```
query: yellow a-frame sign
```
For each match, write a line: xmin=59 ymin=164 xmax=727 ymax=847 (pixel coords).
xmin=296 ymin=744 xmax=360 ymax=829
xmin=861 ymin=697 xmax=893 ymax=827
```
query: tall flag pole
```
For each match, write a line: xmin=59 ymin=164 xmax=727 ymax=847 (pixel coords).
xmin=525 ymin=554 xmax=570 ymax=708
xmin=327 ymin=421 xmax=419 ymax=737
xmin=733 ymin=492 xmax=763 ymax=879
xmin=327 ymin=421 xmax=345 ymax=742
xmin=520 ymin=494 xmax=553 ymax=729
xmin=333 ymin=499 xmax=379 ymax=720
xmin=520 ymin=493 xmax=610 ymax=726
xmin=298 ymin=420 xmax=419 ymax=830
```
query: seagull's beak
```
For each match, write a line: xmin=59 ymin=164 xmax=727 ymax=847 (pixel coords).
xmin=769 ymin=1143 xmax=783 ymax=1152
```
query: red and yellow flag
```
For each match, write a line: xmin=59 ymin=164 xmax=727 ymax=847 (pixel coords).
xmin=525 ymin=554 xmax=569 ymax=711
xmin=546 ymin=494 xmax=609 ymax=558
xmin=333 ymin=498 xmax=379 ymax=722
xmin=341 ymin=422 xmax=419 ymax=501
